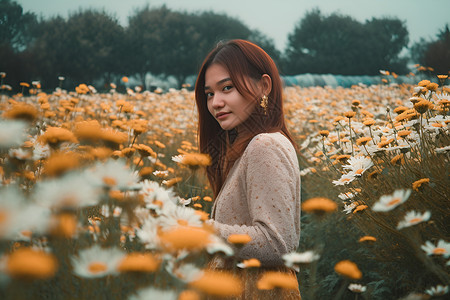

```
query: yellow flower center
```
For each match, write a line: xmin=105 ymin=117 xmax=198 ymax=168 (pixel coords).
xmin=177 ymin=219 xmax=189 ymax=226
xmin=103 ymin=177 xmax=117 ymax=186
xmin=388 ymin=197 xmax=401 ymax=206
xmin=432 ymin=248 xmax=446 ymax=255
xmin=88 ymin=262 xmax=108 ymax=274
xmin=409 ymin=218 xmax=422 ymax=223
xmin=355 ymin=169 xmax=363 ymax=175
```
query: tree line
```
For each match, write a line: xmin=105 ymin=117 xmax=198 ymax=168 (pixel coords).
xmin=0 ymin=0 xmax=448 ymax=91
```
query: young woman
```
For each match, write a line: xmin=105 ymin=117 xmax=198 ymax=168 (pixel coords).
xmin=195 ymin=39 xmax=301 ymax=299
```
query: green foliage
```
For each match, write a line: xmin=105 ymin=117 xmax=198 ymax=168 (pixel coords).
xmin=283 ymin=8 xmax=409 ymax=75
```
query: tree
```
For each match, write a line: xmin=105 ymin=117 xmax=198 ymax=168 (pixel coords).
xmin=283 ymin=9 xmax=409 ymax=75
xmin=422 ymin=25 xmax=450 ymax=74
xmin=0 ymin=0 xmax=37 ymax=51
xmin=31 ymin=9 xmax=125 ymax=88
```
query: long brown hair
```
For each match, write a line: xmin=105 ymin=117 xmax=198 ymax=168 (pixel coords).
xmin=195 ymin=39 xmax=297 ymax=196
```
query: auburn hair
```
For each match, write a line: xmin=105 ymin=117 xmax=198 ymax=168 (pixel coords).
xmin=194 ymin=39 xmax=297 ymax=196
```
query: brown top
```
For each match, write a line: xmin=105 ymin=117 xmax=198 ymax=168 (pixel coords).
xmin=209 ymin=132 xmax=301 ymax=267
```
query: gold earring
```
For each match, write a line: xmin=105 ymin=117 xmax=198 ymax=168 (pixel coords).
xmin=260 ymin=95 xmax=268 ymax=115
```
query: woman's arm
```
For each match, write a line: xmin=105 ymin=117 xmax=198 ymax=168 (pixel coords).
xmin=209 ymin=133 xmax=301 ymax=266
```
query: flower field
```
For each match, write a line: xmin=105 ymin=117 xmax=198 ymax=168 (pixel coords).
xmin=0 ymin=73 xmax=449 ymax=299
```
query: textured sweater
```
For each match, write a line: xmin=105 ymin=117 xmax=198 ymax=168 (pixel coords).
xmin=209 ymin=132 xmax=301 ymax=267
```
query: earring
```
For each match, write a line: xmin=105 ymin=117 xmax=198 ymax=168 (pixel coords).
xmin=260 ymin=94 xmax=268 ymax=115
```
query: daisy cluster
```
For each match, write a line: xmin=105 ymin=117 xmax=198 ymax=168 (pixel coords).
xmin=291 ymin=76 xmax=449 ymax=297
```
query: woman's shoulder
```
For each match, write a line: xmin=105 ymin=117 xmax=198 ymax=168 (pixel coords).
xmin=245 ymin=132 xmax=296 ymax=156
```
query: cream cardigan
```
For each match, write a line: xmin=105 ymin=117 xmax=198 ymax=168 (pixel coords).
xmin=209 ymin=132 xmax=301 ymax=267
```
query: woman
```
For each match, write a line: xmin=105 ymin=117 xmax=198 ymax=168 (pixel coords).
xmin=195 ymin=39 xmax=301 ymax=299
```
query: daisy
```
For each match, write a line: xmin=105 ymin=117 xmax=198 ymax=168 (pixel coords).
xmin=165 ymin=260 xmax=203 ymax=283
xmin=348 ymin=283 xmax=367 ymax=293
xmin=338 ymin=192 xmax=356 ymax=201
xmin=71 ymin=245 xmax=125 ymax=278
xmin=0 ymin=120 xmax=27 ymax=149
xmin=87 ymin=159 xmax=140 ymax=190
xmin=128 ymin=287 xmax=178 ymax=300
xmin=158 ymin=205 xmax=203 ymax=231
xmin=206 ymin=235 xmax=234 ymax=257
xmin=135 ymin=217 xmax=160 ymax=250
xmin=282 ymin=251 xmax=320 ymax=269
xmin=424 ymin=285 xmax=448 ymax=296
xmin=343 ymin=202 xmax=358 ymax=214
xmin=33 ymin=172 xmax=100 ymax=209
xmin=372 ymin=189 xmax=411 ymax=212
xmin=421 ymin=240 xmax=450 ymax=258
xmin=396 ymin=210 xmax=431 ymax=230
xmin=342 ymin=156 xmax=373 ymax=177
xmin=332 ymin=173 xmax=356 ymax=186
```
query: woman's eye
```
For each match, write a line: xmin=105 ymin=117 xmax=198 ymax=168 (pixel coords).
xmin=206 ymin=92 xmax=213 ymax=98
xmin=223 ymin=85 xmax=233 ymax=91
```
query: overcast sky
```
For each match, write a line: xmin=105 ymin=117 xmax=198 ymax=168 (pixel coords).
xmin=17 ymin=0 xmax=450 ymax=50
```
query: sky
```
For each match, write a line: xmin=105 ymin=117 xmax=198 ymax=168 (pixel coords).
xmin=16 ymin=0 xmax=450 ymax=51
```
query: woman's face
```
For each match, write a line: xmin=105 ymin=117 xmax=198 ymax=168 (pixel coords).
xmin=204 ymin=63 xmax=256 ymax=131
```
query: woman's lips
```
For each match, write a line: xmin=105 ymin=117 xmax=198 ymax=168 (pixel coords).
xmin=216 ymin=112 xmax=230 ymax=120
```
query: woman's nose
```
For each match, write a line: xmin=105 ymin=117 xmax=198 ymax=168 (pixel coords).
xmin=211 ymin=95 xmax=225 ymax=108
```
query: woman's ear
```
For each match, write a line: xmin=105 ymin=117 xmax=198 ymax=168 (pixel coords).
xmin=260 ymin=74 xmax=272 ymax=96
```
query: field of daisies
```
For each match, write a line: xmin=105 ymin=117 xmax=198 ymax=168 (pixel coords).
xmin=0 ymin=71 xmax=449 ymax=300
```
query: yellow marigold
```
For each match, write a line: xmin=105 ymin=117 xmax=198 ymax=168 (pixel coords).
xmin=335 ymin=154 xmax=351 ymax=162
xmin=359 ymin=236 xmax=377 ymax=243
xmin=49 ymin=213 xmax=77 ymax=238
xmin=418 ymin=80 xmax=431 ymax=87
xmin=159 ymin=226 xmax=211 ymax=252
xmin=117 ymin=253 xmax=160 ymax=273
xmin=412 ymin=178 xmax=430 ymax=191
xmin=139 ymin=166 xmax=154 ymax=178
xmin=189 ymin=270 xmax=243 ymax=297
xmin=302 ymin=197 xmax=337 ymax=214
xmin=135 ymin=144 xmax=156 ymax=158
xmin=153 ymin=140 xmax=166 ymax=149
xmin=334 ymin=260 xmax=362 ymax=280
xmin=227 ymin=234 xmax=252 ymax=245
xmin=391 ymin=153 xmax=404 ymax=166
xmin=181 ymin=153 xmax=212 ymax=167
xmin=163 ymin=177 xmax=182 ymax=187
xmin=393 ymin=106 xmax=409 ymax=114
xmin=74 ymin=120 xmax=104 ymax=141
xmin=3 ymin=102 xmax=38 ymax=122
xmin=426 ymin=82 xmax=439 ymax=91
xmin=121 ymin=76 xmax=129 ymax=83
xmin=344 ymin=111 xmax=356 ymax=118
xmin=414 ymin=99 xmax=433 ymax=114
xmin=377 ymin=138 xmax=394 ymax=148
xmin=239 ymin=258 xmax=261 ymax=268
xmin=363 ymin=118 xmax=375 ymax=126
xmin=353 ymin=205 xmax=368 ymax=214
xmin=100 ymin=129 xmax=127 ymax=148
xmin=319 ymin=130 xmax=330 ymax=137
xmin=43 ymin=151 xmax=80 ymax=177
xmin=38 ymin=126 xmax=78 ymax=147
xmin=351 ymin=100 xmax=361 ymax=107
xmin=178 ymin=290 xmax=201 ymax=300
xmin=437 ymin=75 xmax=448 ymax=80
xmin=356 ymin=137 xmax=372 ymax=146
xmin=397 ymin=130 xmax=412 ymax=138
xmin=257 ymin=271 xmax=299 ymax=290
xmin=7 ymin=248 xmax=58 ymax=279
xmin=203 ymin=196 xmax=212 ymax=202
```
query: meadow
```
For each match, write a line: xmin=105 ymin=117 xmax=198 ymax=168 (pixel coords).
xmin=0 ymin=71 xmax=449 ymax=299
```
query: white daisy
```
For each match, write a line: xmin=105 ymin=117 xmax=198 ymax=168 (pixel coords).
xmin=338 ymin=192 xmax=356 ymax=201
xmin=139 ymin=180 xmax=177 ymax=211
xmin=32 ymin=140 xmax=50 ymax=160
xmin=135 ymin=217 xmax=160 ymax=250
xmin=33 ymin=172 xmax=100 ymax=208
xmin=424 ymin=284 xmax=448 ymax=296
xmin=372 ymin=189 xmax=411 ymax=212
xmin=348 ymin=283 xmax=367 ymax=293
xmin=71 ymin=245 xmax=125 ymax=278
xmin=343 ymin=202 xmax=358 ymax=214
xmin=421 ymin=240 xmax=450 ymax=258
xmin=342 ymin=156 xmax=373 ymax=177
xmin=158 ymin=205 xmax=202 ymax=231
xmin=87 ymin=159 xmax=140 ymax=190
xmin=165 ymin=260 xmax=203 ymax=283
xmin=396 ymin=210 xmax=431 ymax=230
xmin=171 ymin=155 xmax=184 ymax=163
xmin=0 ymin=120 xmax=27 ymax=149
xmin=435 ymin=145 xmax=450 ymax=153
xmin=206 ymin=235 xmax=234 ymax=257
xmin=128 ymin=287 xmax=178 ymax=300
xmin=282 ymin=250 xmax=320 ymax=270
xmin=332 ymin=173 xmax=356 ymax=186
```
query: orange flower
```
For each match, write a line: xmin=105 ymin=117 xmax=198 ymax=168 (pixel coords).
xmin=121 ymin=76 xmax=129 ymax=83
xmin=302 ymin=197 xmax=337 ymax=214
xmin=178 ymin=290 xmax=201 ymax=300
xmin=319 ymin=130 xmax=329 ymax=137
xmin=180 ymin=153 xmax=212 ymax=167
xmin=189 ymin=270 xmax=243 ymax=297
xmin=227 ymin=234 xmax=252 ymax=245
xmin=117 ymin=253 xmax=160 ymax=273
xmin=356 ymin=137 xmax=372 ymax=146
xmin=359 ymin=236 xmax=377 ymax=243
xmin=38 ymin=126 xmax=78 ymax=147
xmin=344 ymin=111 xmax=356 ymax=119
xmin=257 ymin=271 xmax=299 ymax=290
xmin=238 ymin=258 xmax=261 ymax=268
xmin=334 ymin=260 xmax=362 ymax=280
xmin=203 ymin=196 xmax=212 ymax=202
xmin=414 ymin=99 xmax=433 ymax=114
xmin=159 ymin=227 xmax=211 ymax=252
xmin=49 ymin=213 xmax=78 ymax=238
xmin=7 ymin=248 xmax=58 ymax=279
xmin=353 ymin=205 xmax=368 ymax=214
xmin=43 ymin=151 xmax=80 ymax=177
xmin=412 ymin=178 xmax=430 ymax=191
xmin=3 ymin=102 xmax=38 ymax=122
